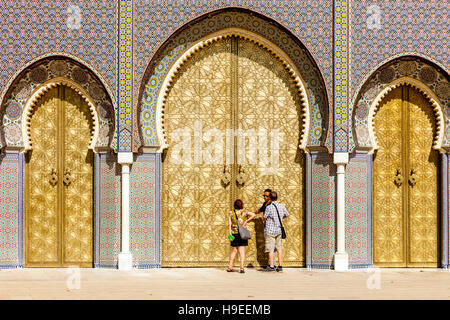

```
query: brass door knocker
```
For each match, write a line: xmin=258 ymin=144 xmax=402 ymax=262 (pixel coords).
xmin=394 ymin=168 xmax=403 ymax=186
xmin=63 ymin=169 xmax=72 ymax=186
xmin=409 ymin=169 xmax=417 ymax=186
xmin=220 ymin=165 xmax=231 ymax=186
xmin=236 ymin=165 xmax=246 ymax=186
xmin=49 ymin=168 xmax=58 ymax=186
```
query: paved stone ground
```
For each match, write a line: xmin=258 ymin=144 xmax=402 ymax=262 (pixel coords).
xmin=0 ymin=267 xmax=449 ymax=300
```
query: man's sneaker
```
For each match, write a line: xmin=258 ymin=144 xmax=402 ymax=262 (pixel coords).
xmin=263 ymin=266 xmax=276 ymax=272
xmin=276 ymin=266 xmax=283 ymax=272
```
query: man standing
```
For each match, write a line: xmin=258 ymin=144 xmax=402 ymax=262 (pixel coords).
xmin=253 ymin=189 xmax=272 ymax=267
xmin=256 ymin=189 xmax=272 ymax=216
xmin=263 ymin=191 xmax=289 ymax=272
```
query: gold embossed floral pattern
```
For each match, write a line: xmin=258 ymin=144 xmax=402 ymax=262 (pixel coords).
xmin=373 ymin=86 xmax=439 ymax=267
xmin=62 ymin=86 xmax=94 ymax=266
xmin=26 ymin=85 xmax=93 ymax=267
xmin=26 ymin=87 xmax=59 ymax=265
xmin=162 ymin=37 xmax=304 ymax=267
xmin=237 ymin=39 xmax=305 ymax=266
xmin=407 ymin=87 xmax=439 ymax=266
xmin=162 ymin=38 xmax=232 ymax=266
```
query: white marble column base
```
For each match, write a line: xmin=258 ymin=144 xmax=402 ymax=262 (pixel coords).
xmin=118 ymin=252 xmax=133 ymax=270
xmin=334 ymin=252 xmax=349 ymax=271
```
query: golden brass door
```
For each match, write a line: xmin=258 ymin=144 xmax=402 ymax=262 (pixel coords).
xmin=162 ymin=36 xmax=305 ymax=267
xmin=373 ymin=85 xmax=440 ymax=267
xmin=236 ymin=38 xmax=305 ymax=266
xmin=25 ymin=85 xmax=94 ymax=267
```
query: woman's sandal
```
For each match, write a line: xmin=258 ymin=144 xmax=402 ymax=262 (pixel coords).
xmin=226 ymin=268 xmax=233 ymax=272
xmin=240 ymin=268 xmax=245 ymax=273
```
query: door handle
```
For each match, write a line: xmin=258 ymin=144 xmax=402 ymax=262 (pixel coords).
xmin=409 ymin=169 xmax=417 ymax=186
xmin=394 ymin=168 xmax=403 ymax=186
xmin=49 ymin=168 xmax=58 ymax=186
xmin=63 ymin=169 xmax=72 ymax=186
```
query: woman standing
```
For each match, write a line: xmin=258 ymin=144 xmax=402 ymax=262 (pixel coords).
xmin=227 ymin=199 xmax=255 ymax=273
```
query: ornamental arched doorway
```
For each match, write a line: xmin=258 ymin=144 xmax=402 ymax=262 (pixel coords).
xmin=373 ymin=85 xmax=440 ymax=267
xmin=25 ymin=84 xmax=94 ymax=267
xmin=161 ymin=35 xmax=306 ymax=267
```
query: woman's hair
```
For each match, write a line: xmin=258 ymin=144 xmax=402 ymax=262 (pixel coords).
xmin=234 ymin=199 xmax=244 ymax=210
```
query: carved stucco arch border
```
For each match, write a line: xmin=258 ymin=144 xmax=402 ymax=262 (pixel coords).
xmin=21 ymin=77 xmax=100 ymax=152
xmin=0 ymin=52 xmax=116 ymax=110
xmin=367 ymin=76 xmax=445 ymax=154
xmin=351 ymin=52 xmax=450 ymax=107
xmin=156 ymin=27 xmax=311 ymax=151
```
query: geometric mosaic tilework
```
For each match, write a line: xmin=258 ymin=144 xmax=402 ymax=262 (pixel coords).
xmin=350 ymin=0 xmax=449 ymax=101
xmin=306 ymin=153 xmax=336 ymax=268
xmin=345 ymin=153 xmax=372 ymax=268
xmin=95 ymin=153 xmax=121 ymax=268
xmin=307 ymin=152 xmax=372 ymax=269
xmin=137 ymin=7 xmax=331 ymax=149
xmin=351 ymin=58 xmax=450 ymax=152
xmin=130 ymin=153 xmax=161 ymax=268
xmin=0 ymin=0 xmax=117 ymax=103
xmin=333 ymin=0 xmax=349 ymax=152
xmin=134 ymin=0 xmax=333 ymax=103
xmin=0 ymin=152 xmax=23 ymax=268
xmin=134 ymin=1 xmax=334 ymax=149
xmin=117 ymin=0 xmax=134 ymax=152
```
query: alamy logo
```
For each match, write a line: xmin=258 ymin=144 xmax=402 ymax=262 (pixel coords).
xmin=170 ymin=121 xmax=280 ymax=175
xmin=366 ymin=4 xmax=382 ymax=30
xmin=66 ymin=266 xmax=81 ymax=290
xmin=366 ymin=268 xmax=382 ymax=290
xmin=67 ymin=5 xmax=82 ymax=30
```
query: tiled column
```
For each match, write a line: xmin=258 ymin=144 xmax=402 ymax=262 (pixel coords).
xmin=333 ymin=0 xmax=350 ymax=271
xmin=117 ymin=0 xmax=134 ymax=269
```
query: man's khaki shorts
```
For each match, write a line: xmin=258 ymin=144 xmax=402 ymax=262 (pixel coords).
xmin=265 ymin=233 xmax=282 ymax=253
